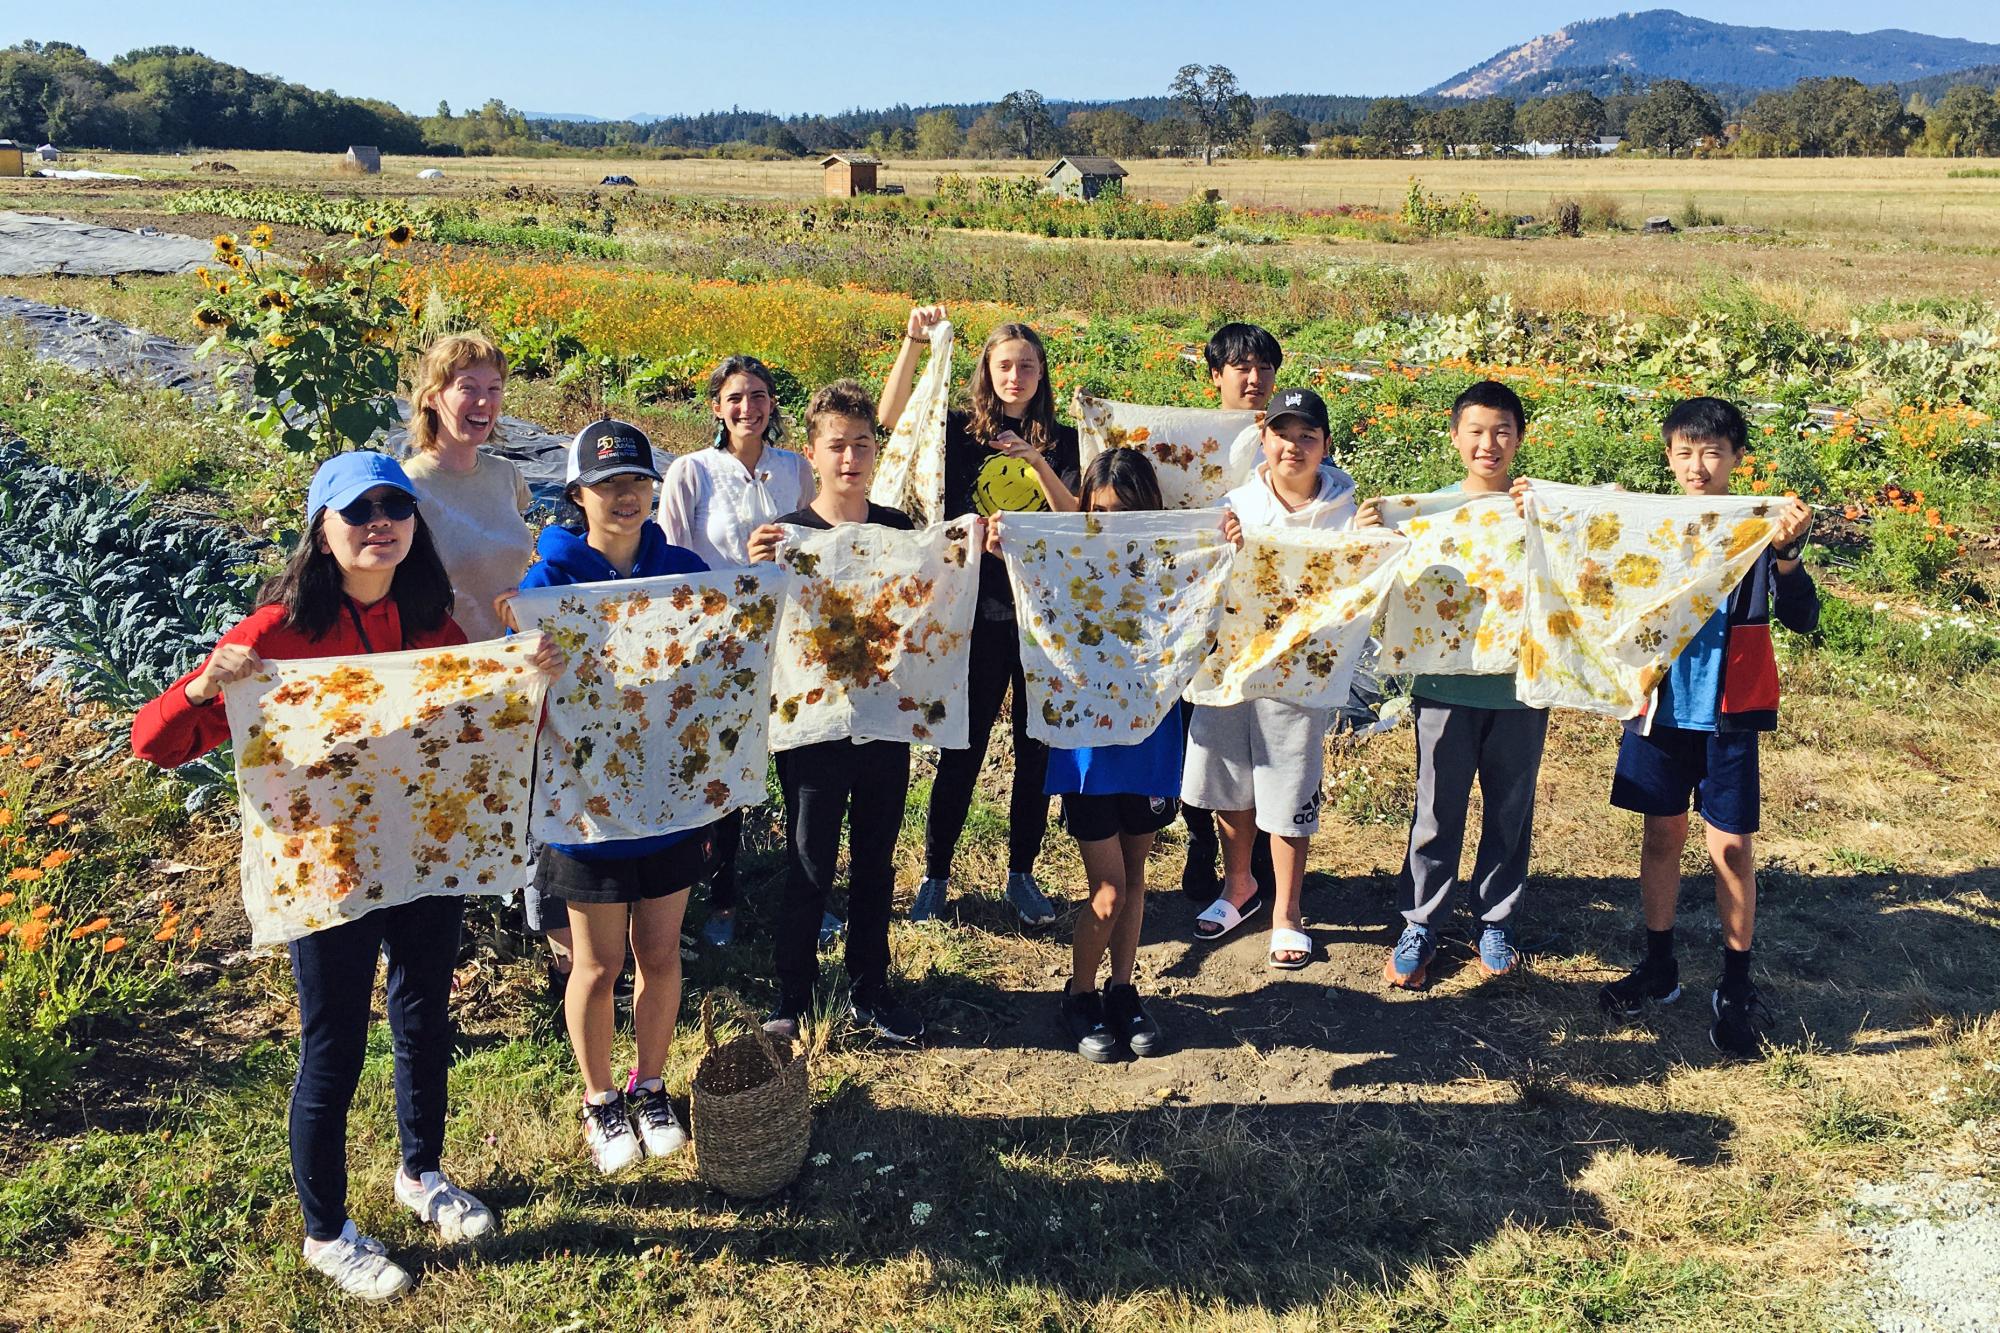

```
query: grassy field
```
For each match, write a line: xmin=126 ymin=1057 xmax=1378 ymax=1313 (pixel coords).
xmin=1 ymin=164 xmax=1998 ymax=1329
xmin=33 ymin=148 xmax=2000 ymax=243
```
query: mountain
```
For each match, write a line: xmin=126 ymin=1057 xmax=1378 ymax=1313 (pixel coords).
xmin=1427 ymin=9 xmax=2000 ymax=98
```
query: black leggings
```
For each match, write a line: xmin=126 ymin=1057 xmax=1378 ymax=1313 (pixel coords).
xmin=775 ymin=739 xmax=909 ymax=1014
xmin=924 ymin=614 xmax=1050 ymax=881
xmin=288 ymin=894 xmax=463 ymax=1242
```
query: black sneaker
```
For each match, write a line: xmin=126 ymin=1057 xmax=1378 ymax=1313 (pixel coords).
xmin=1599 ymin=954 xmax=1682 ymax=1016
xmin=1101 ymin=982 xmax=1163 ymax=1058
xmin=850 ymin=989 xmax=925 ymax=1045
xmin=1061 ymin=989 xmax=1120 ymax=1063
xmin=1710 ymin=983 xmax=1772 ymax=1060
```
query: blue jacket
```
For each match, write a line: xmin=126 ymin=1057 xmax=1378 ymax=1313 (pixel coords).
xmin=521 ymin=521 xmax=709 ymax=861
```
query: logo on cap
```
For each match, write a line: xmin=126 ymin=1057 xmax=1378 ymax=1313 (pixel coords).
xmin=1284 ymin=392 xmax=1304 ymax=406
xmin=597 ymin=435 xmax=626 ymax=460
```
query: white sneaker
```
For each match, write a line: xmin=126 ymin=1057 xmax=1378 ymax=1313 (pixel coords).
xmin=582 ymin=1090 xmax=642 ymax=1175
xmin=303 ymin=1220 xmax=411 ymax=1302
xmin=625 ymin=1074 xmax=689 ymax=1158
xmin=395 ymin=1169 xmax=496 ymax=1243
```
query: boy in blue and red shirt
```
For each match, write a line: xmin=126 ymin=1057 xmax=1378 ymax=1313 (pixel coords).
xmin=1598 ymin=398 xmax=1818 ymax=1059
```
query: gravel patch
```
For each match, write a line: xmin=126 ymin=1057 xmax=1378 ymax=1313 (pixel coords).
xmin=1849 ymin=1169 xmax=2000 ymax=1332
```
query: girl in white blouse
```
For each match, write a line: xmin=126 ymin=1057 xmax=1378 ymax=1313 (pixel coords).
xmin=658 ymin=355 xmax=814 ymax=948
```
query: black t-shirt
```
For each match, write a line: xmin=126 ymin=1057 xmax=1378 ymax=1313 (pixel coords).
xmin=940 ymin=409 xmax=1082 ymax=613
xmin=777 ymin=503 xmax=916 ymax=531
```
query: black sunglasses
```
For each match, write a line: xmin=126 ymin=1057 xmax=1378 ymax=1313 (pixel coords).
xmin=335 ymin=493 xmax=419 ymax=525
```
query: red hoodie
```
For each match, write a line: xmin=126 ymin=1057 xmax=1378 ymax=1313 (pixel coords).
xmin=131 ymin=598 xmax=466 ymax=769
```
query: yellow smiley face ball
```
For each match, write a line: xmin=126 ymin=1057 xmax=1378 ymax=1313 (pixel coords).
xmin=973 ymin=454 xmax=1049 ymax=517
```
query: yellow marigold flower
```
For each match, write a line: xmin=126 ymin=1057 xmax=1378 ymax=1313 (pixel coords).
xmin=248 ymin=224 xmax=275 ymax=249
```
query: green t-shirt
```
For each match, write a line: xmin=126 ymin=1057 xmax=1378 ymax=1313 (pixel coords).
xmin=1402 ymin=480 xmax=1533 ymax=711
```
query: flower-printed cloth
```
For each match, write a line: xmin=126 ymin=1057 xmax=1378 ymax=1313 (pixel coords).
xmin=1376 ymin=491 xmax=1530 ymax=676
xmin=1187 ymin=527 xmax=1409 ymax=709
xmin=514 ymin=570 xmax=784 ymax=844
xmin=1520 ymin=481 xmax=1781 ymax=718
xmin=999 ymin=510 xmax=1235 ymax=746
xmin=870 ymin=320 xmax=952 ymax=522
xmin=223 ymin=637 xmax=550 ymax=947
xmin=1073 ymin=392 xmax=1261 ymax=511
xmin=769 ymin=518 xmax=981 ymax=751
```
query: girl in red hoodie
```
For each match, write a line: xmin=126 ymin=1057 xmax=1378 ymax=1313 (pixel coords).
xmin=132 ymin=451 xmax=561 ymax=1303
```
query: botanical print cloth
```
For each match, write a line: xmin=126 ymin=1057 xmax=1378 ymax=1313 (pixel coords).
xmin=513 ymin=571 xmax=784 ymax=844
xmin=1186 ymin=527 xmax=1409 ymax=710
xmin=999 ymin=510 xmax=1235 ymax=746
xmin=1376 ymin=491 xmax=1530 ymax=676
xmin=870 ymin=320 xmax=952 ymax=522
xmin=223 ymin=637 xmax=549 ymax=947
xmin=1073 ymin=392 xmax=1261 ymax=511
xmin=769 ymin=519 xmax=981 ymax=751
xmin=1519 ymin=481 xmax=1780 ymax=718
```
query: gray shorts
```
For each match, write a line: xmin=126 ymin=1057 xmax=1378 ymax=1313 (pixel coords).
xmin=1180 ymin=698 xmax=1329 ymax=837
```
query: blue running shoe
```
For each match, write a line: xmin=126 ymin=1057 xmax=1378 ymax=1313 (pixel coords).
xmin=909 ymin=878 xmax=949 ymax=923
xmin=818 ymin=912 xmax=845 ymax=948
xmin=1382 ymin=923 xmax=1437 ymax=990
xmin=1006 ymin=872 xmax=1057 ymax=927
xmin=1478 ymin=924 xmax=1521 ymax=977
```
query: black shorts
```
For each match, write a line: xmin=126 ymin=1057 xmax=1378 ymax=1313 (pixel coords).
xmin=533 ymin=834 xmax=713 ymax=909
xmin=1061 ymin=792 xmax=1179 ymax=843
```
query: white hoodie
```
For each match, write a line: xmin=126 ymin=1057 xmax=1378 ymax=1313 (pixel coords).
xmin=1223 ymin=462 xmax=1358 ymax=531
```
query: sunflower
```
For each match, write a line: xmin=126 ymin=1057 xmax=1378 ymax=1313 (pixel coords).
xmin=192 ymin=308 xmax=229 ymax=332
xmin=361 ymin=326 xmax=397 ymax=347
xmin=266 ymin=332 xmax=295 ymax=349
xmin=361 ymin=218 xmax=381 ymax=236
xmin=225 ymin=252 xmax=246 ymax=271
xmin=212 ymin=234 xmax=238 ymax=256
xmin=255 ymin=288 xmax=292 ymax=312
xmin=384 ymin=222 xmax=414 ymax=248
xmin=247 ymin=224 xmax=275 ymax=250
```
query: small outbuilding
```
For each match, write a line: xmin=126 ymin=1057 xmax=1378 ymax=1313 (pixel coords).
xmin=1042 ymin=155 xmax=1128 ymax=201
xmin=0 ymin=140 xmax=22 ymax=178
xmin=343 ymin=144 xmax=382 ymax=174
xmin=34 ymin=143 xmax=59 ymax=162
xmin=819 ymin=153 xmax=880 ymax=197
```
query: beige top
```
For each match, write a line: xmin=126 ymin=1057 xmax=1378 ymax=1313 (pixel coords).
xmin=404 ymin=451 xmax=533 ymax=643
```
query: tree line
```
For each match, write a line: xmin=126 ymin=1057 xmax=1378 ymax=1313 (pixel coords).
xmin=8 ymin=39 xmax=2000 ymax=161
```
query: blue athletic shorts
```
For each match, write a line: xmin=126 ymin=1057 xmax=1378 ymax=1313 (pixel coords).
xmin=1609 ymin=725 xmax=1760 ymax=835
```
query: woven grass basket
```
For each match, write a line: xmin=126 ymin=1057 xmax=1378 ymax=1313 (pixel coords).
xmin=690 ymin=990 xmax=810 ymax=1198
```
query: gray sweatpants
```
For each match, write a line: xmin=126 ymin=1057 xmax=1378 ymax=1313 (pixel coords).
xmin=1401 ymin=697 xmax=1549 ymax=928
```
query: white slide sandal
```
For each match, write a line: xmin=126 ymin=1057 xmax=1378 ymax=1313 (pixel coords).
xmin=1268 ymin=927 xmax=1313 ymax=970
xmin=1194 ymin=894 xmax=1265 ymax=941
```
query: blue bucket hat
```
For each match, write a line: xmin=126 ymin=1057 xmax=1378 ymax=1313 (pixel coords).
xmin=306 ymin=451 xmax=421 ymax=525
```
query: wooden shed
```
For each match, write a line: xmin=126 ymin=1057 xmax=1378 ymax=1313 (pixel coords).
xmin=1042 ymin=155 xmax=1128 ymax=201
xmin=819 ymin=153 xmax=880 ymax=197
xmin=0 ymin=140 xmax=22 ymax=179
xmin=343 ymin=144 xmax=382 ymax=174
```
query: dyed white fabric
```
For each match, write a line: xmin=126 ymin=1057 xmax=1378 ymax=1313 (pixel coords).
xmin=1072 ymin=393 xmax=1261 ymax=510
xmin=514 ymin=571 xmax=784 ymax=844
xmin=657 ymin=442 xmax=814 ymax=568
xmin=223 ymin=638 xmax=549 ymax=947
xmin=1376 ymin=491 xmax=1529 ymax=676
xmin=871 ymin=320 xmax=952 ymax=522
xmin=1520 ymin=482 xmax=1780 ymax=718
xmin=999 ymin=510 xmax=1235 ymax=746
xmin=769 ymin=518 xmax=981 ymax=751
xmin=1187 ymin=527 xmax=1408 ymax=709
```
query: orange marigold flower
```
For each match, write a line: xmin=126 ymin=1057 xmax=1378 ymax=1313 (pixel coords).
xmin=0 ymin=809 xmax=13 ymax=825
xmin=45 ymin=812 xmax=69 ymax=826
xmin=18 ymin=919 xmax=49 ymax=953
xmin=40 ymin=849 xmax=73 ymax=869
xmin=9 ymin=868 xmax=43 ymax=883
xmin=153 ymin=923 xmax=178 ymax=943
xmin=69 ymin=916 xmax=110 ymax=939
xmin=30 ymin=902 xmax=53 ymax=919
xmin=190 ymin=926 xmax=203 ymax=944
xmin=21 ymin=756 xmax=43 ymax=769
xmin=0 ymin=890 xmax=14 ymax=906
xmin=0 ymin=921 xmax=12 ymax=937
xmin=102 ymin=936 xmax=126 ymax=954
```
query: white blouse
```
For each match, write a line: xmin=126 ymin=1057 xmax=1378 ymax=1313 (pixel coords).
xmin=657 ymin=444 xmax=815 ymax=568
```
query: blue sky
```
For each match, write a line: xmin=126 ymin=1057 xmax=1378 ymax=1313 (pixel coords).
xmin=27 ymin=1 xmax=2000 ymax=117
